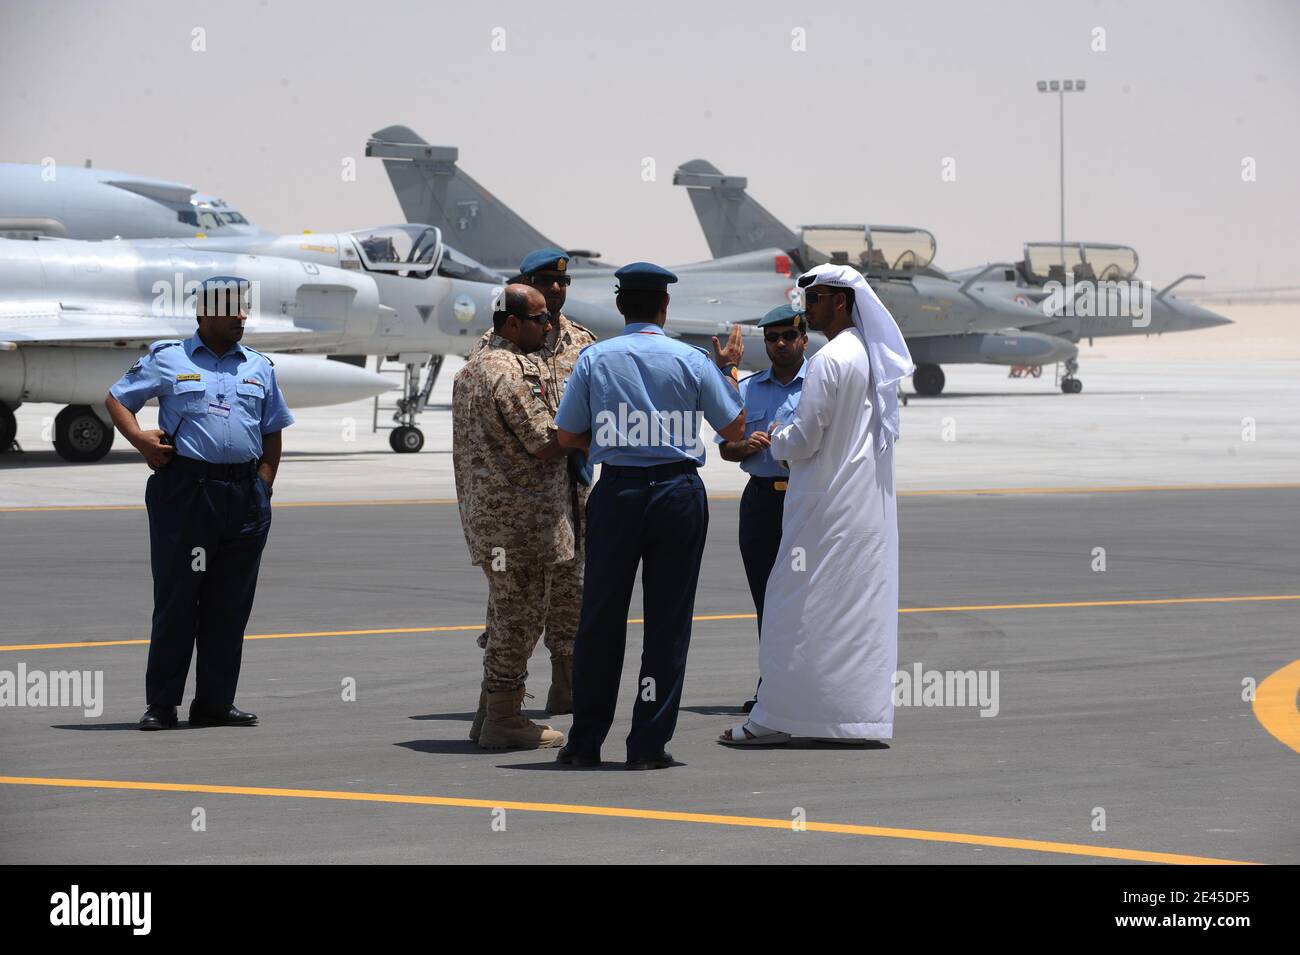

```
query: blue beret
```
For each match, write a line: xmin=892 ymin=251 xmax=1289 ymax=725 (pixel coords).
xmin=757 ymin=304 xmax=804 ymax=328
xmin=615 ymin=261 xmax=678 ymax=293
xmin=519 ymin=247 xmax=570 ymax=275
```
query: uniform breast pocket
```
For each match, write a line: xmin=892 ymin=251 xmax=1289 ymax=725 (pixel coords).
xmin=236 ymin=381 xmax=265 ymax=417
xmin=172 ymin=379 xmax=208 ymax=413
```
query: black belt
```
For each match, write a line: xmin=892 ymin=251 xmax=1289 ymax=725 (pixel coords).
xmin=748 ymin=475 xmax=790 ymax=491
xmin=601 ymin=461 xmax=698 ymax=481
xmin=169 ymin=455 xmax=259 ymax=480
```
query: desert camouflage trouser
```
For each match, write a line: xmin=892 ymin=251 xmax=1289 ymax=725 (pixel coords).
xmin=481 ymin=560 xmax=554 ymax=693
xmin=476 ymin=488 xmax=587 ymax=666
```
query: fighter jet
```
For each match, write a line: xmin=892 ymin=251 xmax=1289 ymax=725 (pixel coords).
xmin=671 ymin=159 xmax=1077 ymax=396
xmin=367 ymin=126 xmax=809 ymax=366
xmin=949 ymin=242 xmax=1232 ymax=393
xmin=367 ymin=128 xmax=1059 ymax=377
xmin=0 ymin=161 xmax=264 ymax=241
xmin=0 ymin=222 xmax=527 ymax=458
xmin=0 ymin=160 xmax=517 ymax=455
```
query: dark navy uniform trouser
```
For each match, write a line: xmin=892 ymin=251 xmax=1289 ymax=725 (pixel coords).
xmin=738 ymin=476 xmax=787 ymax=635
xmin=144 ymin=459 xmax=272 ymax=707
xmin=567 ymin=461 xmax=708 ymax=762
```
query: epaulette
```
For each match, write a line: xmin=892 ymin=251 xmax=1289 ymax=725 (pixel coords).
xmin=149 ymin=340 xmax=182 ymax=355
xmin=243 ymin=344 xmax=274 ymax=366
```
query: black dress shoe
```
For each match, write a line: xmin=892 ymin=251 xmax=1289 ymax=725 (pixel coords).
xmin=188 ymin=703 xmax=258 ymax=727
xmin=555 ymin=745 xmax=600 ymax=767
xmin=626 ymin=752 xmax=676 ymax=770
xmin=138 ymin=705 xmax=178 ymax=731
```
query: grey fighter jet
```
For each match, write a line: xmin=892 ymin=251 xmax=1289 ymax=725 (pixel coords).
xmin=672 ymin=159 xmax=1077 ymax=396
xmin=367 ymin=126 xmax=800 ymax=367
xmin=0 ymin=162 xmax=264 ymax=241
xmin=949 ymin=242 xmax=1232 ymax=393
xmin=367 ymin=128 xmax=1054 ymax=379
xmin=0 ymin=224 xmax=511 ymax=458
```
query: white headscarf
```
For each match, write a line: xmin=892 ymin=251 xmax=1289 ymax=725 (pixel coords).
xmin=799 ymin=263 xmax=915 ymax=451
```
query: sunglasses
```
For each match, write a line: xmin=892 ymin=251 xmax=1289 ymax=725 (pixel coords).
xmin=519 ymin=310 xmax=551 ymax=324
xmin=529 ymin=274 xmax=572 ymax=287
xmin=764 ymin=329 xmax=803 ymax=343
xmin=803 ymin=288 xmax=849 ymax=305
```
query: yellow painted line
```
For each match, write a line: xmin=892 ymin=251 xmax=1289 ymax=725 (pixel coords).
xmin=3 ymin=596 xmax=1296 ymax=653
xmin=0 ymin=625 xmax=484 ymax=653
xmin=1252 ymin=659 xmax=1300 ymax=755
xmin=3 ymin=481 xmax=1297 ymax=513
xmin=0 ymin=775 xmax=1257 ymax=865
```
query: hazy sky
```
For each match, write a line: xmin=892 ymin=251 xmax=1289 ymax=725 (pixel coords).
xmin=2 ymin=0 xmax=1297 ymax=287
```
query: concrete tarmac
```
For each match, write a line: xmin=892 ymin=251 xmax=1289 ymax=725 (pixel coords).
xmin=1 ymin=489 xmax=1296 ymax=864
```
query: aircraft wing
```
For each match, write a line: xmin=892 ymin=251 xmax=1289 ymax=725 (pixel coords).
xmin=0 ymin=301 xmax=311 ymax=347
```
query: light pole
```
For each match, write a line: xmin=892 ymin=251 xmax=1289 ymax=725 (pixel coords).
xmin=1037 ymin=79 xmax=1086 ymax=255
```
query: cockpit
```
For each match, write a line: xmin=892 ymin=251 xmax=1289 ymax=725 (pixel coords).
xmin=177 ymin=195 xmax=254 ymax=232
xmin=800 ymin=224 xmax=937 ymax=275
xmin=1023 ymin=242 xmax=1139 ymax=285
xmin=347 ymin=224 xmax=443 ymax=277
xmin=177 ymin=205 xmax=251 ymax=231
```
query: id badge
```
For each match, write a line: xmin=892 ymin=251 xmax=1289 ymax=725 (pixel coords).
xmin=207 ymin=402 xmax=232 ymax=419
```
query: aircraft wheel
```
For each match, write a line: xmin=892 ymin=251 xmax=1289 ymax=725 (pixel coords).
xmin=913 ymin=363 xmax=945 ymax=397
xmin=53 ymin=405 xmax=115 ymax=462
xmin=1062 ymin=378 xmax=1083 ymax=394
xmin=0 ymin=402 xmax=16 ymax=452
xmin=390 ymin=426 xmax=424 ymax=453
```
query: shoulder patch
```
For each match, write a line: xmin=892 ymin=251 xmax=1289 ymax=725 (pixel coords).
xmin=150 ymin=340 xmax=182 ymax=355
xmin=564 ymin=318 xmax=598 ymax=344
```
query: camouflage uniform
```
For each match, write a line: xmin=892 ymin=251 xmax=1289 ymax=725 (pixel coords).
xmin=452 ymin=334 xmax=574 ymax=693
xmin=470 ymin=314 xmax=596 ymax=664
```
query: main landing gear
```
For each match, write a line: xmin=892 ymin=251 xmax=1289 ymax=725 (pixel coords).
xmin=1060 ymin=358 xmax=1084 ymax=394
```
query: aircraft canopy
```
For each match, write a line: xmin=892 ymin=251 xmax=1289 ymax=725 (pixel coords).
xmin=1024 ymin=242 xmax=1139 ymax=283
xmin=348 ymin=224 xmax=442 ymax=275
xmin=800 ymin=224 xmax=936 ymax=273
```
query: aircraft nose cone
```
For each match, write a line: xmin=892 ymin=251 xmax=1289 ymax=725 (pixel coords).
xmin=1165 ymin=300 xmax=1233 ymax=332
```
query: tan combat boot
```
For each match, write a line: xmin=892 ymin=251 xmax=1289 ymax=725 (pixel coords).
xmin=545 ymin=657 xmax=573 ymax=715
xmin=477 ymin=687 xmax=565 ymax=750
xmin=468 ymin=688 xmax=487 ymax=743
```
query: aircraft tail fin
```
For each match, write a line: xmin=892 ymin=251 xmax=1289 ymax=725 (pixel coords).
xmin=672 ymin=159 xmax=799 ymax=260
xmin=366 ymin=125 xmax=560 ymax=272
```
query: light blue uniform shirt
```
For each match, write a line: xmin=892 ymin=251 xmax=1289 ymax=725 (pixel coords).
xmin=555 ymin=323 xmax=743 ymax=467
xmin=715 ymin=361 xmax=806 ymax=478
xmin=110 ymin=333 xmax=294 ymax=464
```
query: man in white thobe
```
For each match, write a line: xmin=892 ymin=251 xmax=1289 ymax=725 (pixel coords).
xmin=721 ymin=263 xmax=914 ymax=744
